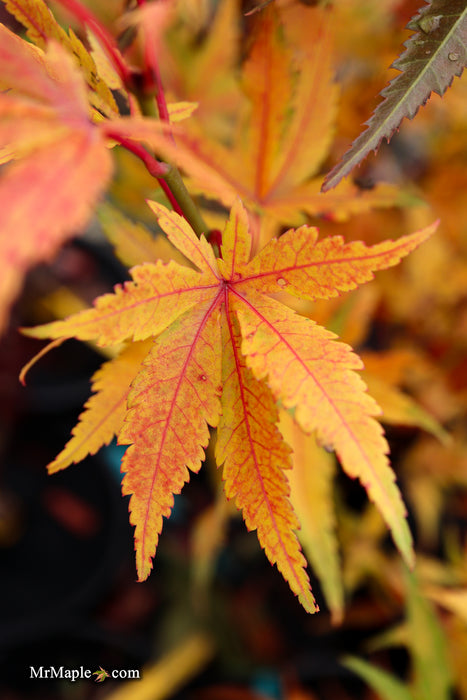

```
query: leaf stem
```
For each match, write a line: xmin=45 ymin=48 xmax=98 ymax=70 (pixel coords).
xmin=137 ymin=86 xmax=208 ymax=238
xmin=163 ymin=166 xmax=208 ymax=237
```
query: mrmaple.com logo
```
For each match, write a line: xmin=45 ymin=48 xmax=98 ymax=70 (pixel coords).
xmin=30 ymin=666 xmax=140 ymax=682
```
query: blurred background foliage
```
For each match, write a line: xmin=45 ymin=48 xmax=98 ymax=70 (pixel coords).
xmin=0 ymin=0 xmax=466 ymax=698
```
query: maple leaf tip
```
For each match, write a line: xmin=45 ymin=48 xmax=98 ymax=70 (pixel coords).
xmin=136 ymin=553 xmax=154 ymax=582
xmin=408 ymin=218 xmax=439 ymax=245
xmin=136 ymin=567 xmax=150 ymax=583
xmin=320 ymin=175 xmax=334 ymax=193
xmin=299 ymin=592 xmax=319 ymax=615
xmin=320 ymin=168 xmax=351 ymax=193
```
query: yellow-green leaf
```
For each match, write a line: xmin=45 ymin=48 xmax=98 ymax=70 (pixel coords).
xmin=280 ymin=410 xmax=343 ymax=623
xmin=98 ymin=203 xmax=188 ymax=268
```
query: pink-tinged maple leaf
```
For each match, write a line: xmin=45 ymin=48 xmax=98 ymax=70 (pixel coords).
xmin=0 ymin=25 xmax=112 ymax=331
xmin=23 ymin=200 xmax=435 ymax=611
xmin=0 ymin=21 xmax=181 ymax=333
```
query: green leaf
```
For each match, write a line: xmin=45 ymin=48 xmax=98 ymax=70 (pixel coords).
xmin=405 ymin=571 xmax=453 ymax=700
xmin=323 ymin=0 xmax=467 ymax=191
xmin=344 ymin=656 xmax=414 ymax=700
xmin=344 ymin=571 xmax=453 ymax=700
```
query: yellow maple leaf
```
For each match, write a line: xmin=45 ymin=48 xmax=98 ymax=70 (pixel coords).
xmin=98 ymin=203 xmax=192 ymax=268
xmin=47 ymin=340 xmax=152 ymax=474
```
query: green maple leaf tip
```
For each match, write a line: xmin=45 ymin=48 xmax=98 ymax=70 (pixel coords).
xmin=93 ymin=666 xmax=109 ymax=682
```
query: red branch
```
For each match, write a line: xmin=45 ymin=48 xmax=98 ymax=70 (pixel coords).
xmin=144 ymin=39 xmax=171 ymax=125
xmin=132 ymin=0 xmax=173 ymax=130
xmin=105 ymin=130 xmax=182 ymax=214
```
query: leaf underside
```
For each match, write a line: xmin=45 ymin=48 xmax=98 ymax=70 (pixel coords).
xmin=323 ymin=0 xmax=467 ymax=191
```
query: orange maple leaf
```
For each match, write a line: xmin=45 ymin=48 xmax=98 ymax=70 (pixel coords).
xmin=139 ymin=3 xmax=410 ymax=249
xmin=23 ymin=200 xmax=435 ymax=612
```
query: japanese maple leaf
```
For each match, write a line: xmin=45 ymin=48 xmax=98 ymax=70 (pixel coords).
xmin=142 ymin=3 xmax=410 ymax=246
xmin=0 ymin=20 xmax=185 ymax=332
xmin=24 ymin=200 xmax=435 ymax=612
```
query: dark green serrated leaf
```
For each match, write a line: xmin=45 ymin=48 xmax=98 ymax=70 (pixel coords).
xmin=323 ymin=0 xmax=467 ymax=191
